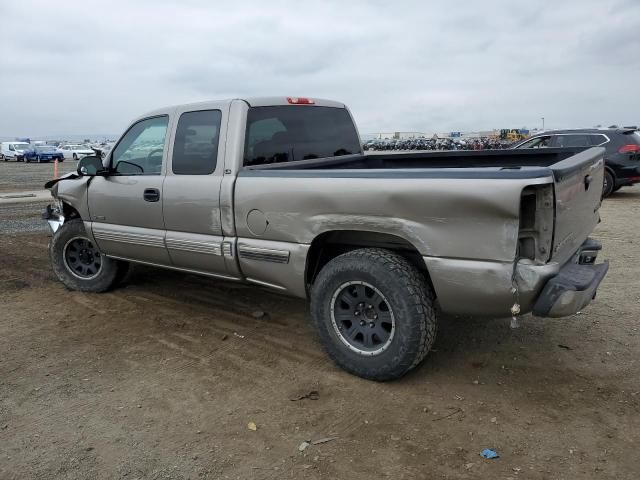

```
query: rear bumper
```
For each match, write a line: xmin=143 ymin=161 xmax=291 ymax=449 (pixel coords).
xmin=424 ymin=238 xmax=608 ymax=318
xmin=532 ymin=260 xmax=608 ymax=317
xmin=615 ymin=165 xmax=640 ymax=186
xmin=531 ymin=238 xmax=608 ymax=317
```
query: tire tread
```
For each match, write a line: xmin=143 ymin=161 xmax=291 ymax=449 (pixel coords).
xmin=310 ymin=248 xmax=437 ymax=381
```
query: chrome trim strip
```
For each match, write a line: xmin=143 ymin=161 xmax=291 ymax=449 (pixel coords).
xmin=165 ymin=238 xmax=222 ymax=256
xmin=245 ymin=277 xmax=287 ymax=290
xmin=93 ymin=229 xmax=165 ymax=248
xmin=105 ymin=255 xmax=241 ymax=281
xmin=238 ymin=245 xmax=290 ymax=264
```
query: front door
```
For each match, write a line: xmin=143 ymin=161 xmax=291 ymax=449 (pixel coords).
xmin=162 ymin=107 xmax=231 ymax=276
xmin=88 ymin=115 xmax=171 ymax=265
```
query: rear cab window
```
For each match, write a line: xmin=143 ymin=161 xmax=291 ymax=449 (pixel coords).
xmin=243 ymin=106 xmax=361 ymax=166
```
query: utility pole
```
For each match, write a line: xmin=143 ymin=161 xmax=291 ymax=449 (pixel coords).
xmin=541 ymin=117 xmax=545 ymax=131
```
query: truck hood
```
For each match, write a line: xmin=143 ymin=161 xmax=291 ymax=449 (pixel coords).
xmin=44 ymin=172 xmax=81 ymax=190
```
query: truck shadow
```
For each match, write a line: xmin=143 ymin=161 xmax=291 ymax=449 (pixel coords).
xmin=125 ymin=265 xmax=580 ymax=386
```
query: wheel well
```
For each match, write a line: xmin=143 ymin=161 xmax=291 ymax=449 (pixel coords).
xmin=61 ymin=202 xmax=81 ymax=220
xmin=305 ymin=230 xmax=432 ymax=290
xmin=605 ymin=166 xmax=616 ymax=181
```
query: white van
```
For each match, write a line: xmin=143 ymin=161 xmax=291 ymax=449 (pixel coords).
xmin=0 ymin=142 xmax=30 ymax=162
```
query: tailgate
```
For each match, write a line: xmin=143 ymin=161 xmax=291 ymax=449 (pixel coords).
xmin=550 ymin=147 xmax=605 ymax=264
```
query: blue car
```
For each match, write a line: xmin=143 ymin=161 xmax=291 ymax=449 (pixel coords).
xmin=24 ymin=145 xmax=65 ymax=163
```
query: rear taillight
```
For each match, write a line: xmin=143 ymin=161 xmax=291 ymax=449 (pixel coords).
xmin=286 ymin=97 xmax=315 ymax=105
xmin=618 ymin=144 xmax=640 ymax=153
xmin=517 ymin=185 xmax=554 ymax=262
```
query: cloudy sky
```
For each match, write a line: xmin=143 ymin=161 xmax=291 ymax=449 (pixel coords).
xmin=0 ymin=0 xmax=638 ymax=138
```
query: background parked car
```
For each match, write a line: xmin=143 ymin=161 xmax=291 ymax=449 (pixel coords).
xmin=59 ymin=144 xmax=94 ymax=160
xmin=512 ymin=128 xmax=640 ymax=196
xmin=24 ymin=145 xmax=65 ymax=163
xmin=0 ymin=141 xmax=30 ymax=161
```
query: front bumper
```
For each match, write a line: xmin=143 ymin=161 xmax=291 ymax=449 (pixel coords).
xmin=531 ymin=238 xmax=608 ymax=317
xmin=42 ymin=203 xmax=65 ymax=233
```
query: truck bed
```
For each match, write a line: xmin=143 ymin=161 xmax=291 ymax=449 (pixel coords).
xmin=243 ymin=147 xmax=587 ymax=172
xmin=238 ymin=146 xmax=605 ymax=268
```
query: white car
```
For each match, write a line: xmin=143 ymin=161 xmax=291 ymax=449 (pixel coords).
xmin=59 ymin=144 xmax=94 ymax=160
xmin=0 ymin=142 xmax=30 ymax=161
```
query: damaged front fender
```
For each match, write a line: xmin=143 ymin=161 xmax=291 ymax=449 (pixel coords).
xmin=43 ymin=173 xmax=92 ymax=233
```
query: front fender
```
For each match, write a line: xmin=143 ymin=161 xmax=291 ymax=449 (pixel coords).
xmin=44 ymin=174 xmax=92 ymax=227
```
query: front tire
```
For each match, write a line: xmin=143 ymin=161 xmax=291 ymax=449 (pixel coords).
xmin=50 ymin=219 xmax=128 ymax=292
xmin=310 ymin=248 xmax=437 ymax=381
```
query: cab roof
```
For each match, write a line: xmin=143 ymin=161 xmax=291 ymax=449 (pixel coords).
xmin=141 ymin=97 xmax=346 ymax=119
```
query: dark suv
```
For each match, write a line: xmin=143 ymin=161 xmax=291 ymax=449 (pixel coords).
xmin=513 ymin=128 xmax=640 ymax=196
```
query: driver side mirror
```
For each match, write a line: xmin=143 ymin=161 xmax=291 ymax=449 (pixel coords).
xmin=77 ymin=155 xmax=105 ymax=176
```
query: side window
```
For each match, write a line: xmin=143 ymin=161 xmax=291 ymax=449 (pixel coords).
xmin=9 ymin=144 xmax=15 ymax=151
xmin=516 ymin=136 xmax=551 ymax=149
xmin=589 ymin=134 xmax=607 ymax=146
xmin=564 ymin=135 xmax=590 ymax=147
xmin=172 ymin=110 xmax=221 ymax=175
xmin=111 ymin=116 xmax=169 ymax=175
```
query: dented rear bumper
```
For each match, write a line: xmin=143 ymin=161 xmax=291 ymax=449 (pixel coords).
xmin=424 ymin=237 xmax=607 ymax=318
xmin=532 ymin=238 xmax=608 ymax=317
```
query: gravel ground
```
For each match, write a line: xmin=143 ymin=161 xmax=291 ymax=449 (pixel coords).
xmin=0 ymin=165 xmax=639 ymax=479
xmin=0 ymin=160 xmax=77 ymax=193
xmin=0 ymin=202 xmax=50 ymax=233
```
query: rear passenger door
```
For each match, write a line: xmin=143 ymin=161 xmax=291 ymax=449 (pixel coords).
xmin=162 ymin=107 xmax=231 ymax=276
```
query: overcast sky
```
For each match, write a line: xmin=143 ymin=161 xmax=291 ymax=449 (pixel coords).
xmin=0 ymin=0 xmax=638 ymax=138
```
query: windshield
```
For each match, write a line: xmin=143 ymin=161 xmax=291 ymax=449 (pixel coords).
xmin=12 ymin=143 xmax=29 ymax=151
xmin=36 ymin=146 xmax=57 ymax=152
xmin=73 ymin=145 xmax=90 ymax=150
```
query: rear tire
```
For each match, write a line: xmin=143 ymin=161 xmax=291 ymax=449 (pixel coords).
xmin=602 ymin=170 xmax=614 ymax=198
xmin=310 ymin=248 xmax=437 ymax=381
xmin=49 ymin=219 xmax=128 ymax=292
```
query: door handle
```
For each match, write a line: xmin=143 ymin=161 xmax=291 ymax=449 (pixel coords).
xmin=143 ymin=188 xmax=160 ymax=202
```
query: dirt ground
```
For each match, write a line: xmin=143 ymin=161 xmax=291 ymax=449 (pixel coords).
xmin=0 ymin=160 xmax=77 ymax=193
xmin=0 ymin=161 xmax=639 ymax=479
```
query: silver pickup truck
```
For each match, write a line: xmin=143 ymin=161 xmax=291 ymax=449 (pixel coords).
xmin=44 ymin=97 xmax=609 ymax=380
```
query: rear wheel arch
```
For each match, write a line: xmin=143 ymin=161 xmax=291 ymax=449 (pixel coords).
xmin=305 ymin=230 xmax=432 ymax=292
